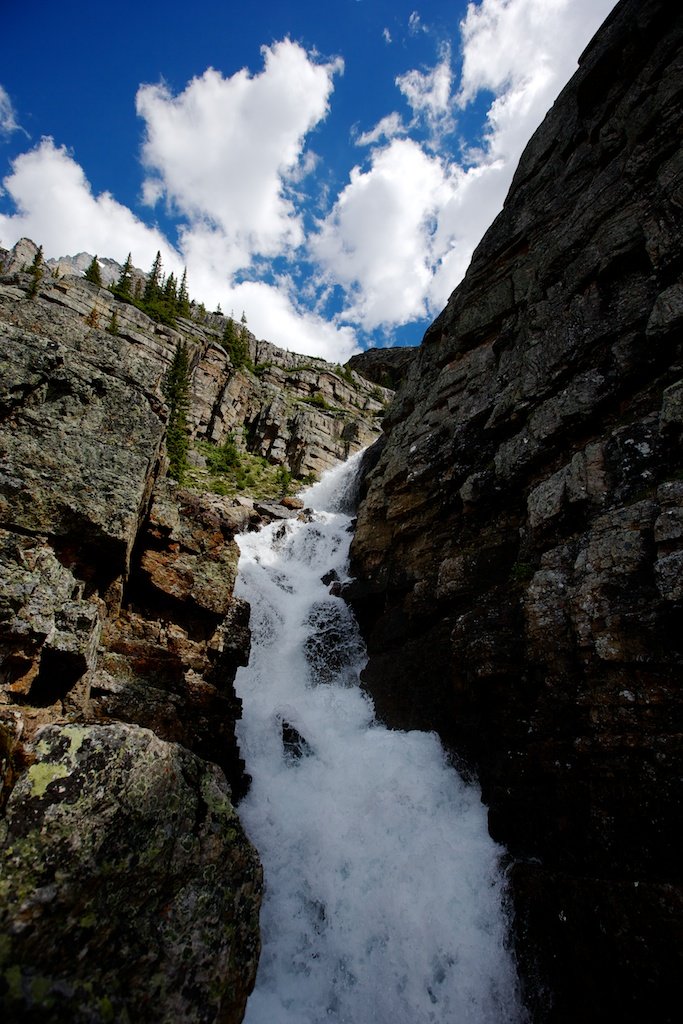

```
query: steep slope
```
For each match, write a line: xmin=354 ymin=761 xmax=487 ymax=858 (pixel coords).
xmin=0 ymin=268 xmax=264 ymax=1020
xmin=349 ymin=0 xmax=682 ymax=1019
xmin=0 ymin=243 xmax=395 ymax=1020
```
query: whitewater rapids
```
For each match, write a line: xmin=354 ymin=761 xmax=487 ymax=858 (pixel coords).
xmin=234 ymin=451 xmax=525 ymax=1024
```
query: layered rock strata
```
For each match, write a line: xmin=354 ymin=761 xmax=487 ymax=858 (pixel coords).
xmin=349 ymin=1 xmax=682 ymax=1019
xmin=0 ymin=245 xmax=391 ymax=481
xmin=0 ymin=276 xmax=262 ymax=1020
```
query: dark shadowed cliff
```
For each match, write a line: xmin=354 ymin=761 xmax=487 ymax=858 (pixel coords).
xmin=349 ymin=0 xmax=682 ymax=1019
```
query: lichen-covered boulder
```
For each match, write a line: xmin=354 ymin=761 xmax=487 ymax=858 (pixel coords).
xmin=0 ymin=722 xmax=262 ymax=1023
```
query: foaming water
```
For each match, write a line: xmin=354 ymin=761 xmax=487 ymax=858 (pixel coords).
xmin=234 ymin=452 xmax=525 ymax=1024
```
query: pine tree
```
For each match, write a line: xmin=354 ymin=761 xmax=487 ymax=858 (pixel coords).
xmin=27 ymin=245 xmax=44 ymax=298
xmin=222 ymin=316 xmax=248 ymax=369
xmin=164 ymin=272 xmax=177 ymax=306
xmin=114 ymin=253 xmax=133 ymax=298
xmin=163 ymin=341 xmax=191 ymax=483
xmin=84 ymin=255 xmax=102 ymax=286
xmin=240 ymin=310 xmax=251 ymax=361
xmin=144 ymin=250 xmax=163 ymax=305
xmin=107 ymin=309 xmax=119 ymax=336
xmin=177 ymin=269 xmax=191 ymax=318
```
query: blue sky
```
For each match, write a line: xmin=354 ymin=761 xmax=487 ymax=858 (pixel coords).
xmin=1 ymin=0 xmax=617 ymax=360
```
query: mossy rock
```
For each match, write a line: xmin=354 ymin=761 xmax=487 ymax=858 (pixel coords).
xmin=0 ymin=722 xmax=262 ymax=1023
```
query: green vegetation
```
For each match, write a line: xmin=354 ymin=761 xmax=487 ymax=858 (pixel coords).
xmin=114 ymin=253 xmax=133 ymax=298
xmin=27 ymin=246 xmax=43 ymax=299
xmin=204 ymin=433 xmax=240 ymax=474
xmin=221 ymin=315 xmax=252 ymax=370
xmin=335 ymin=364 xmax=358 ymax=388
xmin=110 ymin=251 xmax=195 ymax=328
xmin=301 ymin=392 xmax=336 ymax=412
xmin=163 ymin=341 xmax=191 ymax=483
xmin=188 ymin=438 xmax=308 ymax=500
xmin=83 ymin=256 xmax=102 ymax=286
xmin=276 ymin=465 xmax=292 ymax=496
xmin=107 ymin=310 xmax=119 ymax=336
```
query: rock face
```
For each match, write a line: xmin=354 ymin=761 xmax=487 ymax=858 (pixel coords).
xmin=0 ymin=722 xmax=261 ymax=1024
xmin=0 ymin=243 xmax=391 ymax=482
xmin=349 ymin=1 xmax=682 ymax=1020
xmin=0 ymin=273 xmax=263 ymax=1019
xmin=190 ymin=331 xmax=390 ymax=479
xmin=346 ymin=345 xmax=419 ymax=390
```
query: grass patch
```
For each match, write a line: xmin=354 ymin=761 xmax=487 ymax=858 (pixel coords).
xmin=188 ymin=438 xmax=312 ymax=500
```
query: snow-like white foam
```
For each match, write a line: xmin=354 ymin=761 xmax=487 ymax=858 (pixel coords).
xmin=234 ymin=456 xmax=525 ymax=1023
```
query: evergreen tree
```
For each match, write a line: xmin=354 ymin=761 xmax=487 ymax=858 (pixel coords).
xmin=27 ymin=245 xmax=44 ymax=298
xmin=107 ymin=309 xmax=119 ymax=336
xmin=164 ymin=272 xmax=177 ymax=306
xmin=144 ymin=250 xmax=163 ymax=305
xmin=84 ymin=255 xmax=102 ymax=286
xmin=240 ymin=310 xmax=251 ymax=362
xmin=114 ymin=253 xmax=133 ymax=298
xmin=163 ymin=341 xmax=191 ymax=483
xmin=221 ymin=316 xmax=248 ymax=369
xmin=177 ymin=269 xmax=191 ymax=317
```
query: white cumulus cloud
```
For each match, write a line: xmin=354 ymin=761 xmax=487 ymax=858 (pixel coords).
xmin=311 ymin=0 xmax=618 ymax=332
xmin=355 ymin=113 xmax=406 ymax=148
xmin=311 ymin=139 xmax=448 ymax=330
xmin=396 ymin=44 xmax=454 ymax=140
xmin=0 ymin=137 xmax=179 ymax=271
xmin=227 ymin=280 xmax=360 ymax=362
xmin=136 ymin=40 xmax=343 ymax=273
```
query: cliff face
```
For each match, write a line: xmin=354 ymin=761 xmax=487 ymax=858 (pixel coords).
xmin=0 ymin=272 xmax=267 ymax=1020
xmin=349 ymin=0 xmax=682 ymax=1018
xmin=0 ymin=237 xmax=392 ymax=1020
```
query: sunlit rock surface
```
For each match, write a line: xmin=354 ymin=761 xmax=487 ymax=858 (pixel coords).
xmin=0 ymin=269 xmax=265 ymax=1020
xmin=350 ymin=0 xmax=682 ymax=1019
xmin=0 ymin=722 xmax=262 ymax=1024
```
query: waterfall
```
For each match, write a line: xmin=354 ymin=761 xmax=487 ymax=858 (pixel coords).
xmin=234 ymin=451 xmax=525 ymax=1024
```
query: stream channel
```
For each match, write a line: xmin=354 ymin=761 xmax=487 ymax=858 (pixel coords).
xmin=234 ymin=451 xmax=526 ymax=1023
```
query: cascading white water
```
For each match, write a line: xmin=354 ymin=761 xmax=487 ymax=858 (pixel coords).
xmin=234 ymin=451 xmax=525 ymax=1024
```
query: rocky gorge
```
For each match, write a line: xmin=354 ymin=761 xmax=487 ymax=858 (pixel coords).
xmin=349 ymin=0 xmax=682 ymax=1019
xmin=0 ymin=0 xmax=680 ymax=1019
xmin=0 ymin=246 xmax=391 ymax=1020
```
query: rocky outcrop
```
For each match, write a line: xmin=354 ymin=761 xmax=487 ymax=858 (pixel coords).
xmin=0 ymin=242 xmax=391 ymax=482
xmin=191 ymin=330 xmax=390 ymax=479
xmin=349 ymin=1 xmax=682 ymax=1020
xmin=0 ymin=721 xmax=261 ymax=1024
xmin=0 ymin=274 xmax=262 ymax=1019
xmin=346 ymin=345 xmax=419 ymax=390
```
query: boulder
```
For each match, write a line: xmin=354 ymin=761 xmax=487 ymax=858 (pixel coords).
xmin=0 ymin=722 xmax=262 ymax=1024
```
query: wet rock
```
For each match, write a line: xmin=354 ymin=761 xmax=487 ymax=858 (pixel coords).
xmin=303 ymin=599 xmax=366 ymax=686
xmin=0 ymin=261 xmax=261 ymax=1017
xmin=280 ymin=719 xmax=313 ymax=760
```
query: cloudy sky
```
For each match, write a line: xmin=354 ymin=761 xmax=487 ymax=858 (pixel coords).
xmin=1 ymin=0 xmax=617 ymax=360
